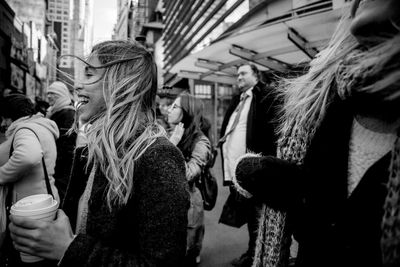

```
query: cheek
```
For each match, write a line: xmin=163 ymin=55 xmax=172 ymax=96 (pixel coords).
xmin=92 ymin=96 xmax=106 ymax=112
xmin=169 ymin=110 xmax=182 ymax=123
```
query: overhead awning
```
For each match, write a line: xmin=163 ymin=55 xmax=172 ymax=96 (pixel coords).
xmin=169 ymin=7 xmax=343 ymax=85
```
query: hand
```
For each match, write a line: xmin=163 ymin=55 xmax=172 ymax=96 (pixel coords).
xmin=169 ymin=122 xmax=185 ymax=145
xmin=9 ymin=209 xmax=75 ymax=261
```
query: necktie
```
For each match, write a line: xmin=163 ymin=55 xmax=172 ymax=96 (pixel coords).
xmin=218 ymin=92 xmax=249 ymax=146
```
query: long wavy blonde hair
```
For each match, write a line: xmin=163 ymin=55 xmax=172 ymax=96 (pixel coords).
xmin=74 ymin=41 xmax=166 ymax=209
xmin=278 ymin=8 xmax=400 ymax=156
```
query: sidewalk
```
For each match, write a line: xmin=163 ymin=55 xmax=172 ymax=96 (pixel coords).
xmin=199 ymin=154 xmax=248 ymax=267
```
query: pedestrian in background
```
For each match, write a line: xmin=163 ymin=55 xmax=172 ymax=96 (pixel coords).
xmin=34 ymin=96 xmax=50 ymax=116
xmin=0 ymin=94 xmax=59 ymax=265
xmin=168 ymin=92 xmax=212 ymax=266
xmin=157 ymin=89 xmax=175 ymax=132
xmin=46 ymin=81 xmax=76 ymax=201
xmin=234 ymin=0 xmax=400 ymax=266
xmin=9 ymin=40 xmax=190 ymax=266
xmin=218 ymin=63 xmax=281 ymax=267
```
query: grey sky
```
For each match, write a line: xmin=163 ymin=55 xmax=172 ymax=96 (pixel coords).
xmin=92 ymin=0 xmax=117 ymax=45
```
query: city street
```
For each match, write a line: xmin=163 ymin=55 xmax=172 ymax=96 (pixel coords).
xmin=2 ymin=1 xmax=393 ymax=267
xmin=199 ymin=154 xmax=248 ymax=267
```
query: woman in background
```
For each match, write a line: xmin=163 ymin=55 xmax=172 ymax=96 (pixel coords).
xmin=168 ymin=92 xmax=212 ymax=266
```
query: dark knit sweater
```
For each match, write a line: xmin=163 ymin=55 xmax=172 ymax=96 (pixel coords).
xmin=60 ymin=137 xmax=190 ymax=267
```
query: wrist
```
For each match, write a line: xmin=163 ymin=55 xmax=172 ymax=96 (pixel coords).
xmin=58 ymin=234 xmax=76 ymax=264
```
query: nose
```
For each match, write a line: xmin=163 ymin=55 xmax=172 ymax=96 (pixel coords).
xmin=75 ymin=85 xmax=83 ymax=92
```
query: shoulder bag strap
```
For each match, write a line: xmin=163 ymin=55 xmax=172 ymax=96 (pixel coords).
xmin=8 ymin=127 xmax=54 ymax=198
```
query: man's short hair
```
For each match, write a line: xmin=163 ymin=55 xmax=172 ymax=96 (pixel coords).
xmin=239 ymin=63 xmax=260 ymax=80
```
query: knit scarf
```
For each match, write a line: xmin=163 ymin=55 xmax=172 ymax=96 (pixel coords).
xmin=335 ymin=40 xmax=400 ymax=266
xmin=252 ymin=36 xmax=400 ymax=267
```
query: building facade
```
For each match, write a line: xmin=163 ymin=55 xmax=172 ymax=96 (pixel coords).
xmin=71 ymin=0 xmax=94 ymax=88
xmin=1 ymin=0 xmax=58 ymax=99
xmin=114 ymin=0 xmax=163 ymax=86
xmin=1 ymin=0 xmax=94 ymax=99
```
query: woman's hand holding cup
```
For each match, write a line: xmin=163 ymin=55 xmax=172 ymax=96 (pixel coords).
xmin=9 ymin=209 xmax=74 ymax=261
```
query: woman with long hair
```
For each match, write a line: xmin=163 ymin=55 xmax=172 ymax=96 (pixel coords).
xmin=8 ymin=40 xmax=189 ymax=266
xmin=234 ymin=1 xmax=400 ymax=266
xmin=168 ymin=92 xmax=212 ymax=266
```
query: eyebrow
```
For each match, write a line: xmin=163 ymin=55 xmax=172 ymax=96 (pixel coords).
xmin=84 ymin=65 xmax=95 ymax=72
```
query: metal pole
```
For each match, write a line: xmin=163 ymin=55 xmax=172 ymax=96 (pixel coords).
xmin=213 ymin=82 xmax=218 ymax=146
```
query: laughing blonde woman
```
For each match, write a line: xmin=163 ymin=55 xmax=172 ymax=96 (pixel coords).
xmin=9 ymin=40 xmax=190 ymax=267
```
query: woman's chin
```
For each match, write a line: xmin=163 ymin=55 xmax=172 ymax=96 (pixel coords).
xmin=351 ymin=20 xmax=398 ymax=44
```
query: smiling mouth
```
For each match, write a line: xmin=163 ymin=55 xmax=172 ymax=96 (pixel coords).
xmin=77 ymin=95 xmax=89 ymax=109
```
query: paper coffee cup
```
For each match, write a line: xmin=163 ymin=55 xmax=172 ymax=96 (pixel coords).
xmin=10 ymin=194 xmax=59 ymax=263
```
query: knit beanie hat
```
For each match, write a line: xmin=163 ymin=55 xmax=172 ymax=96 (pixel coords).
xmin=47 ymin=81 xmax=71 ymax=99
xmin=0 ymin=94 xmax=35 ymax=121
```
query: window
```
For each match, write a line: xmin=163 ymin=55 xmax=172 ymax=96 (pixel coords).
xmin=218 ymin=85 xmax=233 ymax=97
xmin=194 ymin=84 xmax=212 ymax=99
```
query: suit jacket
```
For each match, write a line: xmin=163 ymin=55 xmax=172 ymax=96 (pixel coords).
xmin=220 ymin=81 xmax=280 ymax=184
xmin=219 ymin=81 xmax=281 ymax=227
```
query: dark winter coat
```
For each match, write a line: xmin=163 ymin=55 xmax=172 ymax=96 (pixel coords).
xmin=219 ymin=81 xmax=280 ymax=184
xmin=60 ymin=137 xmax=190 ymax=267
xmin=49 ymin=107 xmax=76 ymax=202
xmin=236 ymin=99 xmax=389 ymax=267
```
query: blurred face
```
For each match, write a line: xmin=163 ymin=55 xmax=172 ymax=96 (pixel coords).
xmin=350 ymin=0 xmax=400 ymax=41
xmin=237 ymin=65 xmax=258 ymax=91
xmin=168 ymin=97 xmax=183 ymax=124
xmin=77 ymin=55 xmax=106 ymax=124
xmin=46 ymin=92 xmax=59 ymax=106
xmin=0 ymin=116 xmax=12 ymax=133
xmin=159 ymin=97 xmax=172 ymax=117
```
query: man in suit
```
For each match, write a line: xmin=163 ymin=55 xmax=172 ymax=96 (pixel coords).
xmin=219 ymin=63 xmax=280 ymax=267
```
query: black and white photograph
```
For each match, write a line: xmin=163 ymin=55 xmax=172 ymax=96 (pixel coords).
xmin=0 ymin=0 xmax=399 ymax=266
